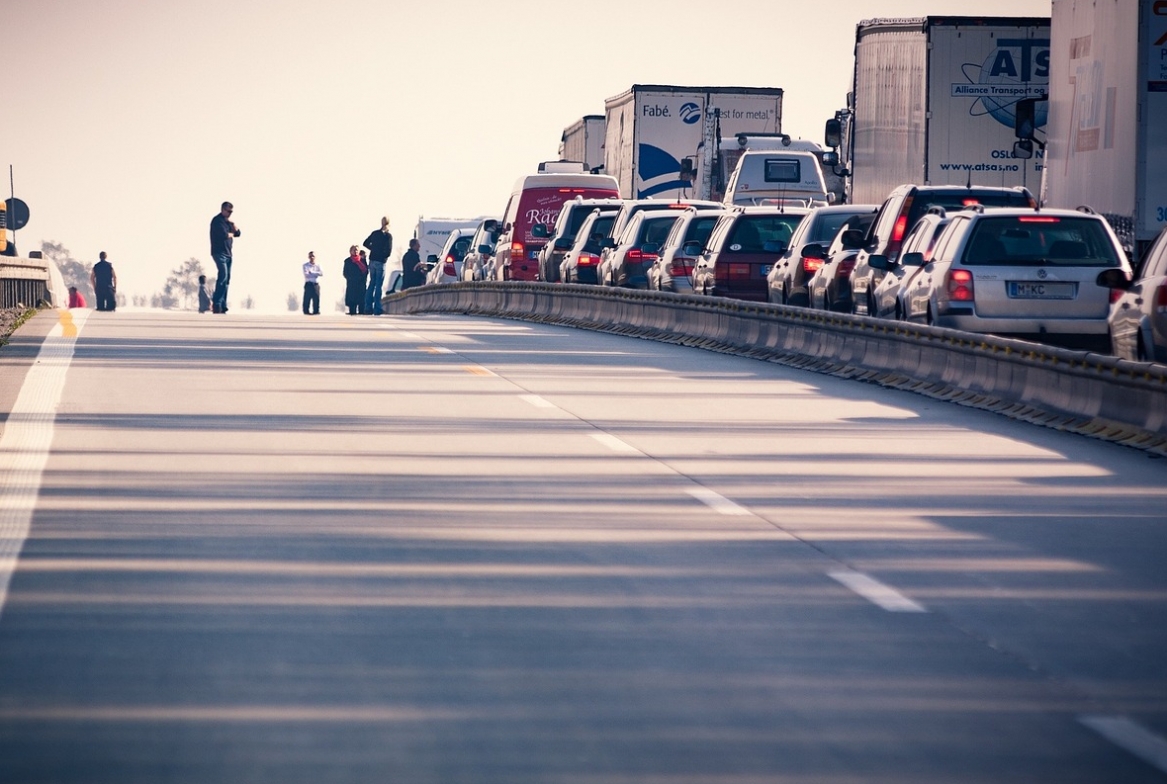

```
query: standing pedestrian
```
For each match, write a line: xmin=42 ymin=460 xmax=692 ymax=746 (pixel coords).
xmin=209 ymin=201 xmax=241 ymax=313
xmin=302 ymin=251 xmax=323 ymax=315
xmin=198 ymin=275 xmax=211 ymax=313
xmin=342 ymin=245 xmax=368 ymax=315
xmin=90 ymin=251 xmax=117 ymax=311
xmin=363 ymin=216 xmax=392 ymax=315
xmin=401 ymin=238 xmax=425 ymax=290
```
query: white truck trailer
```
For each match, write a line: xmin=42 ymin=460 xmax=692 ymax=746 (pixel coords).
xmin=558 ymin=116 xmax=606 ymax=172
xmin=602 ymin=85 xmax=783 ymax=201
xmin=1042 ymin=0 xmax=1167 ymax=257
xmin=413 ymin=217 xmax=484 ymax=266
xmin=843 ymin=17 xmax=1051 ymax=205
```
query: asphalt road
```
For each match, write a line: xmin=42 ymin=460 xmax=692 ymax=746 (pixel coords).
xmin=0 ymin=308 xmax=1165 ymax=783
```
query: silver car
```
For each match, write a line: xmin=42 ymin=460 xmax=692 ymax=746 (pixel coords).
xmin=1105 ymin=226 xmax=1167 ymax=362
xmin=648 ymin=208 xmax=727 ymax=293
xmin=898 ymin=207 xmax=1131 ymax=349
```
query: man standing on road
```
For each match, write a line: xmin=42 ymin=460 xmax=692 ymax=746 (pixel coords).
xmin=401 ymin=238 xmax=425 ymax=290
xmin=363 ymin=216 xmax=392 ymax=315
xmin=302 ymin=251 xmax=323 ymax=315
xmin=209 ymin=201 xmax=241 ymax=313
xmin=90 ymin=251 xmax=117 ymax=312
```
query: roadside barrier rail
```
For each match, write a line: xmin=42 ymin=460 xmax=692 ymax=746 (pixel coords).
xmin=386 ymin=282 xmax=1167 ymax=455
xmin=0 ymin=256 xmax=50 ymax=309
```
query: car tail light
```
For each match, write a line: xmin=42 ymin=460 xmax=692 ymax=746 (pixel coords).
xmin=727 ymin=263 xmax=751 ymax=280
xmin=670 ymin=257 xmax=694 ymax=277
xmin=947 ymin=269 xmax=974 ymax=301
xmin=626 ymin=248 xmax=659 ymax=263
xmin=578 ymin=253 xmax=598 ymax=267
xmin=836 ymin=258 xmax=856 ymax=279
xmin=1018 ymin=216 xmax=1061 ymax=223
xmin=1155 ymin=282 xmax=1167 ymax=314
xmin=801 ymin=256 xmax=824 ymax=274
xmin=443 ymin=255 xmax=456 ymax=277
xmin=511 ymin=241 xmax=524 ymax=260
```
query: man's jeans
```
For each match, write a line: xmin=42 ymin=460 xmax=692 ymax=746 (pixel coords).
xmin=213 ymin=254 xmax=232 ymax=311
xmin=302 ymin=281 xmax=320 ymax=315
xmin=365 ymin=261 xmax=386 ymax=315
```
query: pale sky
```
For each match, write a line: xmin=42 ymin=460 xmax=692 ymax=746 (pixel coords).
xmin=2 ymin=0 xmax=1051 ymax=309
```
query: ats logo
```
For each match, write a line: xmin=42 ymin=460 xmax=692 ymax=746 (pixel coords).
xmin=951 ymin=38 xmax=1051 ymax=130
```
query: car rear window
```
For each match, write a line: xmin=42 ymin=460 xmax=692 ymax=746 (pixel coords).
xmin=451 ymin=237 xmax=472 ymax=260
xmin=685 ymin=216 xmax=721 ymax=245
xmin=812 ymin=211 xmax=868 ymax=244
xmin=907 ymin=190 xmax=1032 ymax=228
xmin=582 ymin=216 xmax=616 ymax=252
xmin=637 ymin=216 xmax=680 ymax=246
xmin=961 ymin=216 xmax=1121 ymax=267
xmin=725 ymin=214 xmax=804 ymax=253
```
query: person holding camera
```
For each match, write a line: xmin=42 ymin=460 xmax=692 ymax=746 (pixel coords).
xmin=209 ymin=201 xmax=241 ymax=313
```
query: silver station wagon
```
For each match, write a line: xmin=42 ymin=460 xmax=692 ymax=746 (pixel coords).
xmin=897 ymin=207 xmax=1132 ymax=349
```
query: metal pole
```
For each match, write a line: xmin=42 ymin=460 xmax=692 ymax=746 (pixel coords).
xmin=8 ymin=166 xmax=14 ymax=251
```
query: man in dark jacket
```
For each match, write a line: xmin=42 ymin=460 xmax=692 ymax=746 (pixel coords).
xmin=363 ymin=216 xmax=392 ymax=315
xmin=401 ymin=238 xmax=425 ymax=289
xmin=209 ymin=201 xmax=240 ymax=313
xmin=90 ymin=251 xmax=117 ymax=311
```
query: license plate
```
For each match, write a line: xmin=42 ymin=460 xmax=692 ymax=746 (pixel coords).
xmin=529 ymin=250 xmax=539 ymax=260
xmin=761 ymin=265 xmax=772 ymax=276
xmin=1007 ymin=281 xmax=1076 ymax=299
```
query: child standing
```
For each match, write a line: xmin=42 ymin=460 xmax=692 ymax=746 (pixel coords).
xmin=198 ymin=275 xmax=211 ymax=313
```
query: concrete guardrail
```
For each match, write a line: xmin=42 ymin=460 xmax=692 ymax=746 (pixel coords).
xmin=386 ymin=282 xmax=1167 ymax=456
xmin=0 ymin=256 xmax=52 ymax=309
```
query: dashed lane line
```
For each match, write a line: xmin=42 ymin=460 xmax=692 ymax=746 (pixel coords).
xmin=590 ymin=433 xmax=640 ymax=454
xmin=519 ymin=394 xmax=556 ymax=409
xmin=686 ymin=487 xmax=753 ymax=517
xmin=828 ymin=570 xmax=927 ymax=613
xmin=1079 ymin=715 xmax=1167 ymax=775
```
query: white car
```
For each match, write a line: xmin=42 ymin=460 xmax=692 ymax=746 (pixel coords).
xmin=425 ymin=228 xmax=475 ymax=285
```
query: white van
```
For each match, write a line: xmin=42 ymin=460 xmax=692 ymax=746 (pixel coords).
xmin=722 ymin=149 xmax=831 ymax=208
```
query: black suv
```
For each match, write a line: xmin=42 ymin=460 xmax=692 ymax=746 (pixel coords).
xmin=849 ymin=184 xmax=1035 ymax=316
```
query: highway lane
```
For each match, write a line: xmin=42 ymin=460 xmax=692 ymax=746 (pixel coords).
xmin=0 ymin=308 xmax=1165 ymax=782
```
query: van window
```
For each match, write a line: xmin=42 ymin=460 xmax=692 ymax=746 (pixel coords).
xmin=961 ymin=217 xmax=1121 ymax=267
xmin=764 ymin=159 xmax=801 ymax=183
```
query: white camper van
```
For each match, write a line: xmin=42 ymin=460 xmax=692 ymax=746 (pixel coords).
xmin=722 ymin=149 xmax=830 ymax=208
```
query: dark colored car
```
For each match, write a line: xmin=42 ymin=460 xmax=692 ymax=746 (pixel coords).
xmin=692 ymin=207 xmax=808 ymax=301
xmin=599 ymin=211 xmax=683 ymax=289
xmin=766 ymin=204 xmax=879 ymax=306
xmin=849 ymin=184 xmax=1036 ymax=316
xmin=807 ymin=213 xmax=878 ymax=313
xmin=561 ymin=209 xmax=618 ymax=284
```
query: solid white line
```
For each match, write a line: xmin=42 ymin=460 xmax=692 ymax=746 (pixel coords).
xmin=1079 ymin=715 xmax=1167 ymax=774
xmin=686 ymin=487 xmax=752 ymax=517
xmin=0 ymin=310 xmax=86 ymax=619
xmin=590 ymin=433 xmax=639 ymax=454
xmin=519 ymin=394 xmax=555 ymax=409
xmin=828 ymin=570 xmax=927 ymax=613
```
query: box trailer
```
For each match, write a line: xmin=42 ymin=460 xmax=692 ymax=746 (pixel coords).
xmin=558 ymin=116 xmax=606 ymax=172
xmin=603 ymin=85 xmax=783 ymax=201
xmin=1042 ymin=0 xmax=1167 ymax=256
xmin=846 ymin=17 xmax=1051 ymax=205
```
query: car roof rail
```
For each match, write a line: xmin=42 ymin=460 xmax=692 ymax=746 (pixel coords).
xmin=1076 ymin=205 xmax=1099 ymax=215
xmin=926 ymin=206 xmax=947 ymax=217
xmin=962 ymin=203 xmax=985 ymax=214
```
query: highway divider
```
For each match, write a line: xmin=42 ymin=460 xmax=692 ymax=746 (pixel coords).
xmin=0 ymin=256 xmax=51 ymax=310
xmin=385 ymin=283 xmax=1167 ymax=455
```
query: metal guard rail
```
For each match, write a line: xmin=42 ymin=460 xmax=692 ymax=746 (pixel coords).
xmin=385 ymin=282 xmax=1167 ymax=456
xmin=0 ymin=257 xmax=51 ymax=310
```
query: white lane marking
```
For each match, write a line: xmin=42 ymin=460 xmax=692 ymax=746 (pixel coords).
xmin=520 ymin=394 xmax=555 ymax=409
xmin=828 ymin=571 xmax=927 ymax=613
xmin=0 ymin=310 xmax=87 ymax=620
xmin=686 ymin=487 xmax=752 ymax=517
xmin=590 ymin=433 xmax=639 ymax=454
xmin=1079 ymin=715 xmax=1167 ymax=774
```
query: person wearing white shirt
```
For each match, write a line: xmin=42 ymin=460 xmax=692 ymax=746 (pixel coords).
xmin=302 ymin=251 xmax=323 ymax=315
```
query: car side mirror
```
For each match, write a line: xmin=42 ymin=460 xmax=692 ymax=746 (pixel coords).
xmin=478 ymin=244 xmax=494 ymax=256
xmin=821 ymin=150 xmax=839 ymax=168
xmin=867 ymin=254 xmax=891 ymax=270
xmin=682 ymin=241 xmax=702 ymax=256
xmin=640 ymin=242 xmax=661 ymax=255
xmin=802 ymin=243 xmax=825 ymax=260
xmin=553 ymin=238 xmax=572 ymax=251
xmin=763 ymin=240 xmax=788 ymax=254
xmin=483 ymin=220 xmax=498 ymax=232
xmin=901 ymin=252 xmax=925 ymax=267
xmin=426 ymin=254 xmax=439 ymax=264
xmin=602 ymin=239 xmax=617 ymax=250
xmin=841 ymin=229 xmax=866 ymax=250
xmin=532 ymin=223 xmax=549 ymax=239
xmin=1096 ymin=268 xmax=1133 ymax=289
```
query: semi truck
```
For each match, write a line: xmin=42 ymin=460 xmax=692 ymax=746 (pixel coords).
xmin=1040 ymin=0 xmax=1167 ymax=258
xmin=558 ymin=115 xmax=606 ymax=172
xmin=602 ymin=85 xmax=784 ymax=201
xmin=837 ymin=17 xmax=1051 ymax=205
